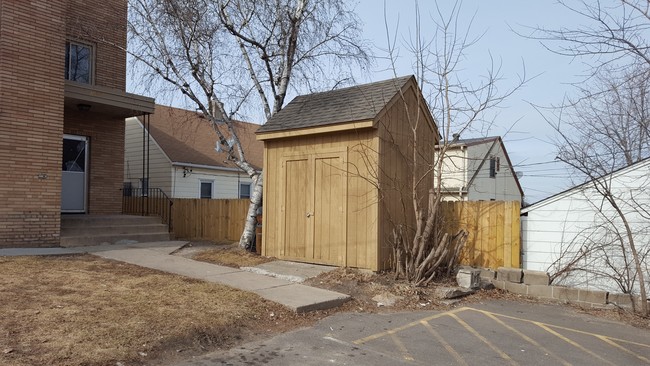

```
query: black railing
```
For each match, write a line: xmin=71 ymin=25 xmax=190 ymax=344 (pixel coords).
xmin=122 ymin=187 xmax=173 ymax=232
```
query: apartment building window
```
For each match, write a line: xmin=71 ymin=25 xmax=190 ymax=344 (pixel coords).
xmin=239 ymin=183 xmax=251 ymax=199
xmin=200 ymin=181 xmax=213 ymax=199
xmin=65 ymin=41 xmax=93 ymax=84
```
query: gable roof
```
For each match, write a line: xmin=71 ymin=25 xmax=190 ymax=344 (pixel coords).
xmin=137 ymin=105 xmax=263 ymax=171
xmin=439 ymin=136 xmax=525 ymax=198
xmin=521 ymin=157 xmax=650 ymax=214
xmin=257 ymin=75 xmax=415 ymax=133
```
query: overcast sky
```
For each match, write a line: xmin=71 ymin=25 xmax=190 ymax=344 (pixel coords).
xmin=355 ymin=1 xmax=594 ymax=203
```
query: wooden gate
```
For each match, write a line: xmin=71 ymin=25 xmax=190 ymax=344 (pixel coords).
xmin=280 ymin=150 xmax=347 ymax=266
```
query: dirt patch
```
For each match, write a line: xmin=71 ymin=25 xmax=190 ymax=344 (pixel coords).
xmin=0 ymin=255 xmax=330 ymax=366
xmin=179 ymin=241 xmax=275 ymax=268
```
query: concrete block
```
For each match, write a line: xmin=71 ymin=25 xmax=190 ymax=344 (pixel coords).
xmin=497 ymin=267 xmax=523 ymax=283
xmin=505 ymin=281 xmax=528 ymax=295
xmin=522 ymin=270 xmax=550 ymax=286
xmin=456 ymin=269 xmax=481 ymax=289
xmin=527 ymin=285 xmax=553 ymax=299
xmin=480 ymin=269 xmax=496 ymax=280
xmin=553 ymin=286 xmax=580 ymax=302
xmin=578 ymin=289 xmax=608 ymax=305
xmin=607 ymin=293 xmax=634 ymax=308
xmin=492 ymin=280 xmax=506 ymax=290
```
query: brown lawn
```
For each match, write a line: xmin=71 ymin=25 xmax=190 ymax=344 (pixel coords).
xmin=192 ymin=244 xmax=275 ymax=268
xmin=0 ymin=255 xmax=317 ymax=366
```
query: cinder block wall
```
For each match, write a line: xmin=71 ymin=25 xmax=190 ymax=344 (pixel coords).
xmin=0 ymin=1 xmax=67 ymax=247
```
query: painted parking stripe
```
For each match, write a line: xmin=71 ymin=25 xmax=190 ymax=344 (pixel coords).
xmin=420 ymin=320 xmax=469 ymax=366
xmin=594 ymin=335 xmax=650 ymax=364
xmin=449 ymin=313 xmax=519 ymax=366
xmin=353 ymin=307 xmax=470 ymax=345
xmin=479 ymin=311 xmax=571 ymax=366
xmin=533 ymin=322 xmax=617 ymax=366
xmin=390 ymin=333 xmax=415 ymax=362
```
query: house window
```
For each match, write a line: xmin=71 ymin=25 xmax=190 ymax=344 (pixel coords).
xmin=489 ymin=157 xmax=500 ymax=178
xmin=239 ymin=183 xmax=251 ymax=199
xmin=65 ymin=41 xmax=93 ymax=84
xmin=200 ymin=181 xmax=213 ymax=199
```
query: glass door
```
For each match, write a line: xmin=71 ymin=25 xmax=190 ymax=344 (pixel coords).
xmin=61 ymin=135 xmax=88 ymax=212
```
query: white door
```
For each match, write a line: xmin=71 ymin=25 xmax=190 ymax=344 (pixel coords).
xmin=61 ymin=135 xmax=88 ymax=212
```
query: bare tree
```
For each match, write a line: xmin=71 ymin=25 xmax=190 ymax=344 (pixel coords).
xmin=127 ymin=0 xmax=369 ymax=249
xmin=380 ymin=1 xmax=526 ymax=285
xmin=535 ymin=68 xmax=650 ymax=314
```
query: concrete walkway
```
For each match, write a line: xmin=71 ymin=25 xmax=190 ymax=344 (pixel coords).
xmin=0 ymin=242 xmax=350 ymax=313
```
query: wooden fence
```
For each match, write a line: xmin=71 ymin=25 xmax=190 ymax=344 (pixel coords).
xmin=172 ymin=198 xmax=250 ymax=242
xmin=440 ymin=201 xmax=521 ymax=270
xmin=169 ymin=198 xmax=520 ymax=270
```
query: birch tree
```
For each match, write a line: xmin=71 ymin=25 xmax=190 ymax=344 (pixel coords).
xmin=128 ymin=0 xmax=369 ymax=249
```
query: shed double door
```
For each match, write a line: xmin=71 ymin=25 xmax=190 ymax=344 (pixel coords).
xmin=281 ymin=150 xmax=347 ymax=266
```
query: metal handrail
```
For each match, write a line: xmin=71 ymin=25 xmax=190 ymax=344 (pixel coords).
xmin=122 ymin=187 xmax=174 ymax=232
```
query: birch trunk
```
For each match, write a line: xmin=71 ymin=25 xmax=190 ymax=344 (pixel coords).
xmin=239 ymin=173 xmax=263 ymax=249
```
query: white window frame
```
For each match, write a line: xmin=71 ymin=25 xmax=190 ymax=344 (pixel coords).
xmin=65 ymin=40 xmax=95 ymax=84
xmin=239 ymin=182 xmax=251 ymax=199
xmin=199 ymin=180 xmax=214 ymax=199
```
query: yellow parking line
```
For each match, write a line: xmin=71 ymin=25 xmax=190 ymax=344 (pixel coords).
xmin=480 ymin=311 xmax=572 ymax=366
xmin=533 ymin=322 xmax=616 ymax=366
xmin=467 ymin=308 xmax=650 ymax=349
xmin=449 ymin=313 xmax=519 ymax=366
xmin=595 ymin=335 xmax=650 ymax=364
xmin=390 ymin=333 xmax=415 ymax=362
xmin=353 ymin=307 xmax=470 ymax=345
xmin=420 ymin=321 xmax=469 ymax=366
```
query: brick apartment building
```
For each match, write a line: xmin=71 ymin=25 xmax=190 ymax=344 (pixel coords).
xmin=0 ymin=0 xmax=154 ymax=247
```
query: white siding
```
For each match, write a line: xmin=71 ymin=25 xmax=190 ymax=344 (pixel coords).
xmin=467 ymin=142 xmax=522 ymax=203
xmin=124 ymin=118 xmax=173 ymax=195
xmin=171 ymin=166 xmax=253 ymax=199
xmin=522 ymin=161 xmax=650 ymax=293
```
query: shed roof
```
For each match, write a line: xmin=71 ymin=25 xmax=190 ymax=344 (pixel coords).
xmin=257 ymin=75 xmax=415 ymax=133
xmin=138 ymin=105 xmax=263 ymax=171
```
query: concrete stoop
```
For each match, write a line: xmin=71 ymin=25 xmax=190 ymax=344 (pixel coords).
xmin=489 ymin=267 xmax=643 ymax=310
xmin=60 ymin=215 xmax=170 ymax=247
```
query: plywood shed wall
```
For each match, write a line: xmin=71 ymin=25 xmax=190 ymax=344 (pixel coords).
xmin=257 ymin=76 xmax=439 ymax=271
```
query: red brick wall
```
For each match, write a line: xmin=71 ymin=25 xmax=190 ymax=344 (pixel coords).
xmin=0 ymin=1 xmax=66 ymax=247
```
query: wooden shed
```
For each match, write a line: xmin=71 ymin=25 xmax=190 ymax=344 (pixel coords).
xmin=256 ymin=76 xmax=439 ymax=271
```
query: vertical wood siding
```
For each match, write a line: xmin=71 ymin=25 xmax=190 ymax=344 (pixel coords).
xmin=440 ymin=201 xmax=521 ymax=269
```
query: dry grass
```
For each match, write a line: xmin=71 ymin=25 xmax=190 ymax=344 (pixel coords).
xmin=0 ymin=255 xmax=312 ymax=366
xmin=192 ymin=244 xmax=275 ymax=268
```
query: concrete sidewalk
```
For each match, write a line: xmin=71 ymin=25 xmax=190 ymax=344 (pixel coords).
xmin=0 ymin=241 xmax=350 ymax=313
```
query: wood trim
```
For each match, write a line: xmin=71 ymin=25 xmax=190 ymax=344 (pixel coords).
xmin=256 ymin=120 xmax=374 ymax=141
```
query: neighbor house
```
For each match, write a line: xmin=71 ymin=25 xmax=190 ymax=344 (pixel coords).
xmin=257 ymin=76 xmax=439 ymax=271
xmin=124 ymin=105 xmax=263 ymax=199
xmin=437 ymin=136 xmax=524 ymax=204
xmin=0 ymin=0 xmax=154 ymax=247
xmin=521 ymin=158 xmax=650 ymax=293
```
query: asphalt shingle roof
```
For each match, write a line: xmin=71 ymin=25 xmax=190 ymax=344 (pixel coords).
xmin=258 ymin=76 xmax=414 ymax=133
xmin=141 ymin=105 xmax=263 ymax=170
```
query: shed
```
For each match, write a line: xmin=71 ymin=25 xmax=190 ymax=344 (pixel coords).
xmin=256 ymin=76 xmax=439 ymax=271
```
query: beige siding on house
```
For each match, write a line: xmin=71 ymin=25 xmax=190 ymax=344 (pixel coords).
xmin=171 ymin=167 xmax=253 ymax=199
xmin=124 ymin=118 xmax=172 ymax=195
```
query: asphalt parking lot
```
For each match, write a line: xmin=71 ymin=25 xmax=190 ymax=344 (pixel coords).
xmin=178 ymin=300 xmax=650 ymax=365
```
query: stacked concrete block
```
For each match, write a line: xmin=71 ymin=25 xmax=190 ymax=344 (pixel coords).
xmin=491 ymin=267 xmax=640 ymax=309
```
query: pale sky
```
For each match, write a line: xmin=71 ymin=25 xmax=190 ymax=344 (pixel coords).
xmin=128 ymin=1 xmax=603 ymax=203
xmin=355 ymin=1 xmax=590 ymax=203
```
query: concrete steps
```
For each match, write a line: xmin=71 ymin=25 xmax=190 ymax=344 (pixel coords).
xmin=60 ymin=215 xmax=170 ymax=247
